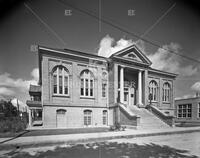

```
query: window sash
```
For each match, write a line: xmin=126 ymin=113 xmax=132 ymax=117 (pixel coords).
xmin=149 ymin=81 xmax=158 ymax=101
xmin=102 ymin=83 xmax=106 ymax=97
xmin=177 ymin=104 xmax=192 ymax=118
xmin=84 ymin=111 xmax=92 ymax=125
xmin=198 ymin=103 xmax=200 ymax=118
xmin=53 ymin=67 xmax=69 ymax=95
xmin=53 ymin=75 xmax=57 ymax=94
xmin=80 ymin=72 xmax=94 ymax=97
xmin=163 ymin=83 xmax=170 ymax=102
xmin=103 ymin=111 xmax=107 ymax=125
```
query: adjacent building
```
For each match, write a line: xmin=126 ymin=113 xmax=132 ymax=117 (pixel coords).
xmin=27 ymin=45 xmax=177 ymax=128
xmin=175 ymin=96 xmax=200 ymax=126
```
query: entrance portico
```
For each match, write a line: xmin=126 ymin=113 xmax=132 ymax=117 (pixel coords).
xmin=119 ymin=66 xmax=144 ymax=107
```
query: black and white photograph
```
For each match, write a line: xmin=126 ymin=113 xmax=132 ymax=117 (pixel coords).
xmin=0 ymin=0 xmax=200 ymax=157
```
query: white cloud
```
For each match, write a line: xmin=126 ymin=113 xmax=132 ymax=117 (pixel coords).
xmin=98 ymin=35 xmax=135 ymax=58
xmin=31 ymin=68 xmax=39 ymax=82
xmin=0 ymin=68 xmax=39 ymax=98
xmin=0 ymin=87 xmax=15 ymax=96
xmin=11 ymin=98 xmax=27 ymax=112
xmin=98 ymin=35 xmax=115 ymax=58
xmin=98 ymin=35 xmax=198 ymax=76
xmin=191 ymin=82 xmax=200 ymax=92
xmin=148 ymin=43 xmax=198 ymax=76
xmin=0 ymin=72 xmax=37 ymax=91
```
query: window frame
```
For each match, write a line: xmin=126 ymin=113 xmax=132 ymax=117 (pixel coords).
xmin=83 ymin=110 xmax=92 ymax=126
xmin=53 ymin=66 xmax=69 ymax=96
xmin=198 ymin=103 xmax=200 ymax=118
xmin=177 ymin=104 xmax=192 ymax=118
xmin=162 ymin=82 xmax=171 ymax=103
xmin=102 ymin=110 xmax=108 ymax=125
xmin=80 ymin=70 xmax=94 ymax=98
xmin=102 ymin=83 xmax=107 ymax=98
xmin=149 ymin=80 xmax=158 ymax=102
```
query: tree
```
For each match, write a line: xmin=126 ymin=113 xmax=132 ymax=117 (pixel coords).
xmin=2 ymin=100 xmax=17 ymax=117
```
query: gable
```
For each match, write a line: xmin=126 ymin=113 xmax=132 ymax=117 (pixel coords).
xmin=110 ymin=45 xmax=152 ymax=66
xmin=123 ymin=51 xmax=142 ymax=62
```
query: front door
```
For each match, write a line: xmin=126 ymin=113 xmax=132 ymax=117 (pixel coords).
xmin=124 ymin=87 xmax=129 ymax=105
xmin=129 ymin=87 xmax=135 ymax=106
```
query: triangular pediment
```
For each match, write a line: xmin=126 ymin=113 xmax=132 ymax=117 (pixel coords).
xmin=110 ymin=45 xmax=152 ymax=66
xmin=123 ymin=51 xmax=142 ymax=62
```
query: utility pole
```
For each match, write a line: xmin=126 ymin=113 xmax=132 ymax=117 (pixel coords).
xmin=17 ymin=98 xmax=19 ymax=116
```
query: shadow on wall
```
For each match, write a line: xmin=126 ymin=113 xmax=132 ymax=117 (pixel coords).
xmin=4 ymin=142 xmax=198 ymax=158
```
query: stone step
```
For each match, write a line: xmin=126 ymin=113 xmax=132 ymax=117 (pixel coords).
xmin=129 ymin=107 xmax=170 ymax=129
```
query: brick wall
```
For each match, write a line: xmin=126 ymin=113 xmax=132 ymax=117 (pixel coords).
xmin=41 ymin=52 xmax=110 ymax=128
xmin=175 ymin=97 xmax=200 ymax=124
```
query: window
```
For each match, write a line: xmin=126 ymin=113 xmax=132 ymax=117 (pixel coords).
xmin=177 ymin=104 xmax=192 ymax=118
xmin=163 ymin=82 xmax=171 ymax=102
xmin=32 ymin=109 xmax=42 ymax=121
xmin=80 ymin=70 xmax=94 ymax=97
xmin=56 ymin=109 xmax=66 ymax=114
xmin=53 ymin=66 xmax=69 ymax=95
xmin=149 ymin=80 xmax=158 ymax=101
xmin=124 ymin=87 xmax=129 ymax=102
xmin=103 ymin=110 xmax=107 ymax=125
xmin=102 ymin=83 xmax=107 ymax=97
xmin=102 ymin=72 xmax=107 ymax=98
xmin=84 ymin=110 xmax=92 ymax=125
xmin=198 ymin=103 xmax=200 ymax=118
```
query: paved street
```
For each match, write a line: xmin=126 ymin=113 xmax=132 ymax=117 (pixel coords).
xmin=1 ymin=131 xmax=200 ymax=158
xmin=109 ymin=131 xmax=200 ymax=157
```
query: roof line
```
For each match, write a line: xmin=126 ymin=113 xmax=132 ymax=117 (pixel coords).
xmin=110 ymin=44 xmax=152 ymax=65
xmin=38 ymin=45 xmax=108 ymax=62
xmin=149 ymin=67 xmax=178 ymax=77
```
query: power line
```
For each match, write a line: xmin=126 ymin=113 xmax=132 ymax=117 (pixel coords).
xmin=24 ymin=3 xmax=67 ymax=47
xmin=141 ymin=3 xmax=176 ymax=38
xmin=57 ymin=0 xmax=200 ymax=64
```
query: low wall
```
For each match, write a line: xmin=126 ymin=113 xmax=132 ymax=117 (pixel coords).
xmin=149 ymin=105 xmax=174 ymax=126
xmin=117 ymin=104 xmax=140 ymax=127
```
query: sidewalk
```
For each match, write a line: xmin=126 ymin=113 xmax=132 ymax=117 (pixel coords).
xmin=1 ymin=126 xmax=200 ymax=149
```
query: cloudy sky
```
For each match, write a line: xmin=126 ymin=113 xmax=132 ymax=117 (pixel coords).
xmin=0 ymin=0 xmax=200 ymax=103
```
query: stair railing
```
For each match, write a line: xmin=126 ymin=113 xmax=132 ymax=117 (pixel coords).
xmin=147 ymin=104 xmax=175 ymax=127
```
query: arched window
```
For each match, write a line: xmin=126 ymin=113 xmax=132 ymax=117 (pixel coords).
xmin=80 ymin=70 xmax=94 ymax=97
xmin=163 ymin=82 xmax=171 ymax=102
xmin=84 ymin=110 xmax=92 ymax=125
xmin=102 ymin=72 xmax=107 ymax=98
xmin=102 ymin=110 xmax=107 ymax=125
xmin=56 ymin=109 xmax=66 ymax=114
xmin=149 ymin=80 xmax=158 ymax=101
xmin=53 ymin=66 xmax=69 ymax=95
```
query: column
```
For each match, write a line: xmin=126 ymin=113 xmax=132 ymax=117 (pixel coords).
xmin=143 ymin=70 xmax=148 ymax=106
xmin=28 ymin=108 xmax=32 ymax=127
xmin=120 ymin=66 xmax=124 ymax=103
xmin=137 ymin=70 xmax=143 ymax=106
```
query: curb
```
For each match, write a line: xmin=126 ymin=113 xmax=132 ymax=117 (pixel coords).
xmin=1 ymin=128 xmax=200 ymax=150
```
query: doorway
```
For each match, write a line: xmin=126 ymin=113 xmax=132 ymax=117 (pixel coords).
xmin=123 ymin=82 xmax=136 ymax=106
xmin=56 ymin=109 xmax=67 ymax=128
xmin=129 ymin=86 xmax=135 ymax=106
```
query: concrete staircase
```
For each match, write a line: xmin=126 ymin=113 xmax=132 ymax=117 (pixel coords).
xmin=129 ymin=106 xmax=171 ymax=130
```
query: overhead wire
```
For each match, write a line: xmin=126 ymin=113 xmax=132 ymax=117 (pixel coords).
xmin=57 ymin=0 xmax=200 ymax=64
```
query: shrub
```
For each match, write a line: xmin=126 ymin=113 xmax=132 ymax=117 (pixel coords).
xmin=0 ymin=116 xmax=28 ymax=133
xmin=109 ymin=122 xmax=126 ymax=131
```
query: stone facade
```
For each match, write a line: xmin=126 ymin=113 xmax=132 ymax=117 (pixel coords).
xmin=27 ymin=45 xmax=177 ymax=128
